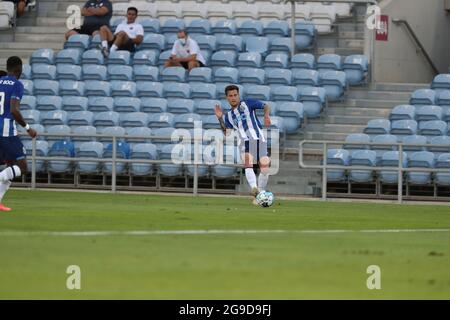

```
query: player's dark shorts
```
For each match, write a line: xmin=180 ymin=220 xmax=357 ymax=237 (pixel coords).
xmin=0 ymin=136 xmax=26 ymax=162
xmin=109 ymin=36 xmax=136 ymax=52
xmin=180 ymin=61 xmax=205 ymax=69
xmin=240 ymin=139 xmax=268 ymax=163
xmin=72 ymin=24 xmax=107 ymax=36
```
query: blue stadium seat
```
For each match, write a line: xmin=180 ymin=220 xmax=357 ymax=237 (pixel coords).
xmin=190 ymin=36 xmax=216 ymax=56
xmin=30 ymin=48 xmax=55 ymax=65
xmin=317 ymin=54 xmax=342 ymax=76
xmin=20 ymin=95 xmax=36 ymax=110
xmin=65 ymin=34 xmax=90 ymax=50
xmin=103 ymin=141 xmax=131 ymax=175
xmin=36 ymin=95 xmax=62 ymax=111
xmin=418 ymin=120 xmax=447 ymax=137
xmin=84 ymin=80 xmax=110 ymax=96
xmin=21 ymin=80 xmax=33 ymax=95
xmin=82 ymin=65 xmax=107 ymax=81
xmin=140 ymin=97 xmax=168 ymax=113
xmin=41 ymin=110 xmax=68 ymax=126
xmin=120 ymin=112 xmax=149 ymax=128
xmin=195 ymin=99 xmax=221 ymax=115
xmin=436 ymin=90 xmax=450 ymax=108
xmin=108 ymin=65 xmax=133 ymax=81
xmin=264 ymin=53 xmax=289 ymax=69
xmin=212 ymin=20 xmax=237 ymax=35
xmin=110 ymin=80 xmax=137 ymax=97
xmin=390 ymin=120 xmax=418 ymax=136
xmin=77 ymin=141 xmax=104 ymax=173
xmin=132 ymin=50 xmax=158 ymax=65
xmin=190 ymin=83 xmax=217 ymax=99
xmin=237 ymin=52 xmax=262 ymax=68
xmin=99 ymin=126 xmax=126 ymax=145
xmin=130 ymin=143 xmax=158 ymax=176
xmin=89 ymin=34 xmax=101 ymax=49
xmin=431 ymin=74 xmax=450 ymax=92
xmin=46 ymin=125 xmax=71 ymax=146
xmin=114 ymin=97 xmax=141 ymax=113
xmin=133 ymin=65 xmax=159 ymax=82
xmin=271 ymin=86 xmax=297 ymax=102
xmin=342 ymin=55 xmax=369 ymax=85
xmin=151 ymin=127 xmax=176 ymax=147
xmin=23 ymin=140 xmax=48 ymax=172
xmin=291 ymin=53 xmax=315 ymax=69
xmin=68 ymin=111 xmax=94 ymax=128
xmin=174 ymin=113 xmax=202 ymax=129
xmin=72 ymin=125 xmax=97 ymax=150
xmin=148 ymin=113 xmax=175 ymax=128
xmin=264 ymin=20 xmax=289 ymax=38
xmin=276 ymin=102 xmax=304 ymax=134
xmin=55 ymin=49 xmax=82 ymax=65
xmin=217 ymin=35 xmax=244 ymax=51
xmin=245 ymin=37 xmax=269 ymax=56
xmin=22 ymin=109 xmax=40 ymax=125
xmin=157 ymin=50 xmax=172 ymax=66
xmin=126 ymin=127 xmax=153 ymax=145
xmin=165 ymin=34 xmax=178 ymax=51
xmin=107 ymin=50 xmax=131 ymax=65
xmin=370 ymin=134 xmax=398 ymax=162
xmin=161 ymin=19 xmax=186 ymax=34
xmin=326 ymin=149 xmax=350 ymax=182
xmin=161 ymin=66 xmax=187 ymax=82
xmin=140 ymin=33 xmax=166 ymax=51
xmin=269 ymin=38 xmax=292 ymax=54
xmin=401 ymin=135 xmax=428 ymax=157
xmin=298 ymin=87 xmax=326 ymax=118
xmin=295 ymin=22 xmax=315 ymax=49
xmin=389 ymin=105 xmax=416 ymax=121
xmin=32 ymin=64 xmax=56 ymax=80
xmin=211 ymin=146 xmax=241 ymax=179
xmin=239 ymin=67 xmax=265 ymax=85
xmin=57 ymin=64 xmax=82 ymax=81
xmin=211 ymin=50 xmax=237 ymax=67
xmin=21 ymin=64 xmax=32 ymax=79
xmin=238 ymin=20 xmax=264 ymax=37
xmin=159 ymin=144 xmax=184 ymax=177
xmin=410 ymin=89 xmax=436 ymax=106
xmin=364 ymin=119 xmax=391 ymax=136
xmin=34 ymin=79 xmax=59 ymax=96
xmin=293 ymin=69 xmax=320 ymax=87
xmin=415 ymin=105 xmax=443 ymax=122
xmin=435 ymin=153 xmax=450 ymax=186
xmin=87 ymin=96 xmax=114 ymax=112
xmin=163 ymin=82 xmax=191 ymax=99
xmin=167 ymin=98 xmax=195 ymax=114
xmin=188 ymin=67 xmax=212 ymax=83
xmin=82 ymin=49 xmax=104 ymax=65
xmin=344 ymin=133 xmax=371 ymax=150
xmin=187 ymin=19 xmax=211 ymax=34
xmin=266 ymin=68 xmax=292 ymax=86
xmin=93 ymin=111 xmax=120 ymax=127
xmin=349 ymin=150 xmax=377 ymax=183
xmin=201 ymin=115 xmax=221 ymax=129
xmin=407 ymin=151 xmax=435 ymax=185
xmin=136 ymin=81 xmax=164 ymax=98
xmin=140 ymin=18 xmax=160 ymax=33
xmin=48 ymin=140 xmax=75 ymax=173
xmin=245 ymin=85 xmax=271 ymax=100
xmin=429 ymin=136 xmax=450 ymax=157
xmin=379 ymin=151 xmax=408 ymax=184
xmin=214 ymin=67 xmax=238 ymax=83
xmin=59 ymin=80 xmax=85 ymax=96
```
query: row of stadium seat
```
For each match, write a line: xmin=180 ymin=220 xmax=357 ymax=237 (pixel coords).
xmin=0 ymin=1 xmax=14 ymax=30
xmin=363 ymin=119 xmax=450 ymax=137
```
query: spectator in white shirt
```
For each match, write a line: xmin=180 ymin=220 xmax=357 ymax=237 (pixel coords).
xmin=165 ymin=29 xmax=206 ymax=71
xmin=98 ymin=6 xmax=144 ymax=58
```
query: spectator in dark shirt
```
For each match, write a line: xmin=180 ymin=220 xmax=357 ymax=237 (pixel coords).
xmin=65 ymin=0 xmax=113 ymax=40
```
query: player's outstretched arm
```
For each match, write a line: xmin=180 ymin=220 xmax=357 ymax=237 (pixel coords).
xmin=215 ymin=104 xmax=230 ymax=136
xmin=10 ymin=99 xmax=37 ymax=139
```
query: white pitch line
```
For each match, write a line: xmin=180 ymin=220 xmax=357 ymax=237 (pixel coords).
xmin=1 ymin=229 xmax=450 ymax=237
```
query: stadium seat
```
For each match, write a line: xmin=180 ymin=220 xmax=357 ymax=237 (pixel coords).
xmin=67 ymin=111 xmax=94 ymax=128
xmin=151 ymin=127 xmax=176 ymax=147
xmin=103 ymin=141 xmax=131 ymax=175
xmin=32 ymin=64 xmax=56 ymax=80
xmin=133 ymin=65 xmax=159 ymax=82
xmin=390 ymin=120 xmax=418 ymax=136
xmin=317 ymin=54 xmax=342 ymax=76
xmin=294 ymin=22 xmax=315 ymax=49
xmin=216 ymin=35 xmax=244 ymax=52
xmin=269 ymin=38 xmax=292 ymax=54
xmin=431 ymin=74 xmax=450 ymax=92
xmin=21 ymin=80 xmax=33 ymax=95
xmin=246 ymin=85 xmax=271 ymax=100
xmin=379 ymin=151 xmax=408 ymax=184
xmin=211 ymin=51 xmax=238 ymax=67
xmin=401 ymin=135 xmax=428 ymax=157
xmin=140 ymin=18 xmax=160 ymax=34
xmin=36 ymin=95 xmax=62 ymax=111
xmin=59 ymin=80 xmax=85 ymax=96
xmin=57 ymin=64 xmax=82 ymax=81
xmin=319 ymin=71 xmax=347 ymax=101
xmin=110 ymin=81 xmax=137 ymax=97
xmin=195 ymin=99 xmax=221 ymax=115
xmin=163 ymin=82 xmax=191 ymax=99
xmin=264 ymin=53 xmax=289 ymax=69
xmin=182 ymin=3 xmax=208 ymax=22
xmin=342 ymin=55 xmax=369 ymax=85
xmin=87 ymin=96 xmax=114 ymax=112
xmin=89 ymin=34 xmax=101 ymax=49
xmin=237 ymin=52 xmax=262 ymax=68
xmin=21 ymin=64 xmax=32 ymax=80
xmin=99 ymin=126 xmax=126 ymax=145
xmin=410 ymin=89 xmax=437 ymax=106
xmin=188 ymin=67 xmax=212 ymax=83
xmin=84 ymin=80 xmax=110 ymax=96
xmin=20 ymin=96 xmax=36 ymax=111
xmin=238 ymin=20 xmax=264 ymax=37
xmin=65 ymin=34 xmax=90 ymax=50
xmin=55 ymin=49 xmax=82 ymax=65
xmin=245 ymin=36 xmax=269 ymax=56
xmin=190 ymin=83 xmax=217 ymax=100
xmin=291 ymin=53 xmax=315 ymax=70
xmin=389 ymin=105 xmax=416 ymax=121
xmin=0 ymin=1 xmax=14 ymax=30
xmin=120 ymin=112 xmax=150 ymax=129
xmin=132 ymin=50 xmax=158 ymax=66
xmin=30 ymin=48 xmax=55 ymax=65
xmin=108 ymin=65 xmax=133 ymax=81
xmin=77 ymin=141 xmax=104 ymax=173
xmin=326 ymin=149 xmax=350 ymax=182
xmin=126 ymin=127 xmax=153 ymax=145
xmin=93 ymin=111 xmax=120 ymax=128
xmin=435 ymin=153 xmax=450 ymax=186
xmin=266 ymin=68 xmax=292 ymax=86
xmin=276 ymin=102 xmax=304 ymax=134
xmin=34 ymin=80 xmax=59 ymax=96
xmin=130 ymin=143 xmax=158 ymax=176
xmin=107 ymin=50 xmax=131 ymax=65
xmin=161 ymin=19 xmax=185 ymax=34
xmin=407 ymin=151 xmax=435 ymax=185
xmin=415 ymin=105 xmax=443 ymax=122
xmin=140 ymin=97 xmax=168 ymax=113
xmin=371 ymin=134 xmax=398 ymax=162
xmin=428 ymin=136 xmax=450 ymax=157
xmin=214 ymin=67 xmax=238 ymax=83
xmin=364 ymin=119 xmax=391 ymax=136
xmin=310 ymin=4 xmax=336 ymax=34
xmin=23 ymin=140 xmax=48 ymax=172
xmin=264 ymin=20 xmax=289 ymax=38
xmin=349 ymin=150 xmax=377 ymax=183
xmin=161 ymin=67 xmax=187 ymax=82
xmin=174 ymin=113 xmax=202 ymax=129
xmin=22 ymin=110 xmax=40 ymax=125
xmin=212 ymin=19 xmax=237 ymax=35
xmin=114 ymin=97 xmax=141 ymax=113
xmin=193 ymin=35 xmax=217 ymax=52
xmin=48 ymin=140 xmax=75 ymax=173
xmin=82 ymin=65 xmax=107 ymax=81
xmin=167 ymin=98 xmax=195 ymax=114
xmin=157 ymin=50 xmax=172 ymax=66
xmin=271 ymin=86 xmax=297 ymax=102
xmin=46 ymin=125 xmax=71 ymax=147
xmin=418 ymin=120 xmax=448 ymax=137
xmin=72 ymin=126 xmax=97 ymax=150
xmin=211 ymin=145 xmax=241 ymax=178
xmin=201 ymin=115 xmax=221 ymax=130
xmin=140 ymin=33 xmax=166 ymax=51
xmin=186 ymin=19 xmax=211 ymax=34
xmin=148 ymin=113 xmax=175 ymax=128
xmin=158 ymin=144 xmax=184 ymax=177
xmin=344 ymin=133 xmax=371 ymax=151
xmin=82 ymin=49 xmax=104 ymax=65
xmin=298 ymin=87 xmax=326 ymax=118
xmin=41 ymin=110 xmax=68 ymax=126
xmin=436 ymin=90 xmax=450 ymax=107
xmin=239 ymin=67 xmax=265 ymax=85
xmin=136 ymin=81 xmax=164 ymax=98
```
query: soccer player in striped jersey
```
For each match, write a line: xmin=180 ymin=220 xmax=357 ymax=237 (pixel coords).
xmin=215 ymin=85 xmax=272 ymax=203
xmin=0 ymin=56 xmax=37 ymax=211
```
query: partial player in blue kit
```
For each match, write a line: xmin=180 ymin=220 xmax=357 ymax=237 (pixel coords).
xmin=215 ymin=85 xmax=272 ymax=204
xmin=0 ymin=56 xmax=37 ymax=211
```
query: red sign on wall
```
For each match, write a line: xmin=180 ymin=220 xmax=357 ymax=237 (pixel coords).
xmin=375 ymin=15 xmax=389 ymax=41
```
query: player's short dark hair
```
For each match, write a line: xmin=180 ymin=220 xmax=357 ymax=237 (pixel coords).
xmin=6 ymin=56 xmax=22 ymax=72
xmin=225 ymin=85 xmax=240 ymax=96
xmin=0 ymin=70 xmax=7 ymax=77
xmin=127 ymin=7 xmax=138 ymax=14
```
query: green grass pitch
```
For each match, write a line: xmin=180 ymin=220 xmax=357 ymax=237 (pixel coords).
xmin=1 ymin=189 xmax=450 ymax=299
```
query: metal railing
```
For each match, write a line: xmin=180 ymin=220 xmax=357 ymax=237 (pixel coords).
xmin=299 ymin=140 xmax=450 ymax=203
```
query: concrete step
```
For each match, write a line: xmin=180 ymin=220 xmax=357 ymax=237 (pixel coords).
xmin=14 ymin=33 xmax=66 ymax=43
xmin=346 ymin=90 xmax=411 ymax=101
xmin=36 ymin=17 xmax=67 ymax=27
xmin=305 ymin=123 xmax=366 ymax=134
xmin=326 ymin=107 xmax=392 ymax=117
xmin=308 ymin=115 xmax=374 ymax=125
xmin=366 ymin=82 xmax=429 ymax=92
xmin=0 ymin=42 xmax=63 ymax=50
xmin=15 ymin=26 xmax=68 ymax=34
xmin=316 ymin=47 xmax=364 ymax=56
xmin=331 ymin=99 xmax=403 ymax=109
xmin=304 ymin=131 xmax=351 ymax=142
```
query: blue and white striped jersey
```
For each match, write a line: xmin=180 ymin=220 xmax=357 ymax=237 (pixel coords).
xmin=223 ymin=99 xmax=266 ymax=142
xmin=0 ymin=75 xmax=24 ymax=137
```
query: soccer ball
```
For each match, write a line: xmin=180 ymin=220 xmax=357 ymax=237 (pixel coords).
xmin=256 ymin=191 xmax=274 ymax=208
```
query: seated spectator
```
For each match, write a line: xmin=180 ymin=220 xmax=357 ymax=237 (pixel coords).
xmin=165 ymin=29 xmax=206 ymax=71
xmin=65 ymin=0 xmax=113 ymax=40
xmin=3 ymin=0 xmax=30 ymax=18
xmin=98 ymin=6 xmax=143 ymax=58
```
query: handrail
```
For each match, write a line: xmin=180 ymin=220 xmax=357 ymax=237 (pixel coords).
xmin=392 ymin=19 xmax=439 ymax=76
